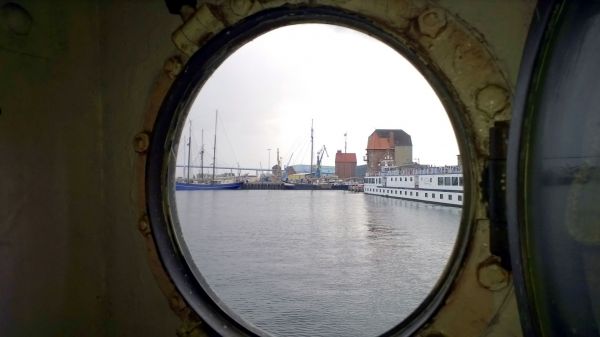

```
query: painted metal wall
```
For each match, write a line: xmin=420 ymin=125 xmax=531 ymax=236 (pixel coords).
xmin=0 ymin=0 xmax=536 ymax=336
xmin=0 ymin=1 xmax=181 ymax=336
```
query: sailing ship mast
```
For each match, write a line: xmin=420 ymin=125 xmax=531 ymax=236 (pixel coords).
xmin=186 ymin=120 xmax=192 ymax=183
xmin=310 ymin=119 xmax=314 ymax=176
xmin=212 ymin=110 xmax=217 ymax=182
xmin=200 ymin=129 xmax=204 ymax=181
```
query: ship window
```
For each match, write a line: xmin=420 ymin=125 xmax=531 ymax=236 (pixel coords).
xmin=425 ymin=193 xmax=428 ymax=197
xmin=438 ymin=177 xmax=443 ymax=185
xmin=458 ymin=195 xmax=462 ymax=201
xmin=452 ymin=177 xmax=458 ymax=186
xmin=448 ymin=195 xmax=452 ymax=200
xmin=432 ymin=193 xmax=436 ymax=198
xmin=148 ymin=14 xmax=468 ymax=337
xmin=416 ymin=192 xmax=419 ymax=196
xmin=440 ymin=194 xmax=443 ymax=199
xmin=459 ymin=177 xmax=463 ymax=186
xmin=444 ymin=177 xmax=451 ymax=185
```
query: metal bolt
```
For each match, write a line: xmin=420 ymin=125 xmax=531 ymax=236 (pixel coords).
xmin=133 ymin=131 xmax=150 ymax=154
xmin=169 ymin=292 xmax=187 ymax=313
xmin=180 ymin=4 xmax=196 ymax=22
xmin=1 ymin=3 xmax=33 ymax=36
xmin=138 ymin=214 xmax=151 ymax=236
xmin=477 ymin=257 xmax=509 ymax=291
xmin=164 ymin=56 xmax=184 ymax=79
xmin=229 ymin=0 xmax=254 ymax=17
xmin=476 ymin=85 xmax=508 ymax=117
xmin=418 ymin=8 xmax=447 ymax=38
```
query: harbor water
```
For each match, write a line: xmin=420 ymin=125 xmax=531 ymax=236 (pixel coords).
xmin=175 ymin=190 xmax=461 ymax=337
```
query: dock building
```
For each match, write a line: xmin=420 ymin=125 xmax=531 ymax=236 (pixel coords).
xmin=335 ymin=150 xmax=357 ymax=179
xmin=365 ymin=129 xmax=413 ymax=175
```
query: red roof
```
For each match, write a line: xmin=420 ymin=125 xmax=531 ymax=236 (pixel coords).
xmin=367 ymin=133 xmax=392 ymax=150
xmin=335 ymin=151 xmax=357 ymax=163
xmin=367 ymin=129 xmax=412 ymax=150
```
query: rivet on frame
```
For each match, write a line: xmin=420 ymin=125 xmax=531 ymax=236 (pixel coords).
xmin=418 ymin=8 xmax=447 ymax=38
xmin=133 ymin=131 xmax=151 ymax=154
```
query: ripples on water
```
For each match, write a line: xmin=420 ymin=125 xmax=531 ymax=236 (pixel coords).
xmin=175 ymin=190 xmax=461 ymax=337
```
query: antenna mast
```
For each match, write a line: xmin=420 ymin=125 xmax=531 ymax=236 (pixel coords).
xmin=344 ymin=132 xmax=347 ymax=153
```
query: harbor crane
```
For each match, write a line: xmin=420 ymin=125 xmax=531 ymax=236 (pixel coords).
xmin=315 ymin=145 xmax=329 ymax=178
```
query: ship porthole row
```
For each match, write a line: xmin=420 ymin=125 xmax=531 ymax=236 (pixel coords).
xmin=143 ymin=3 xmax=510 ymax=337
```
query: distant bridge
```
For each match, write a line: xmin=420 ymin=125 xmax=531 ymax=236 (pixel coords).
xmin=175 ymin=165 xmax=273 ymax=172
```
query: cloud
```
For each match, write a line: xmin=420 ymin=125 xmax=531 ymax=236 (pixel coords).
xmin=177 ymin=23 xmax=458 ymax=175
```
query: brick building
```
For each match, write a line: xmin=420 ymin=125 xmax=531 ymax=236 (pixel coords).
xmin=335 ymin=150 xmax=357 ymax=179
xmin=366 ymin=129 xmax=413 ymax=175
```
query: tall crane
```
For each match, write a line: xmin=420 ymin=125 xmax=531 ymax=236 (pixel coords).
xmin=315 ymin=145 xmax=329 ymax=178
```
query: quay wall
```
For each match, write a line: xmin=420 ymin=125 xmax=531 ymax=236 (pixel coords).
xmin=242 ymin=182 xmax=285 ymax=190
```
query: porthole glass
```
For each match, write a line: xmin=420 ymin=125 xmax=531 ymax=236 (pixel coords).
xmin=152 ymin=16 xmax=468 ymax=337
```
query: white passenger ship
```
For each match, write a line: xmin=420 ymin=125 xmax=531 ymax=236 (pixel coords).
xmin=364 ymin=157 xmax=463 ymax=207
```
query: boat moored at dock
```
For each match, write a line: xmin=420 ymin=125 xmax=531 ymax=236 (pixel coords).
xmin=176 ymin=181 xmax=242 ymax=190
xmin=364 ymin=158 xmax=463 ymax=207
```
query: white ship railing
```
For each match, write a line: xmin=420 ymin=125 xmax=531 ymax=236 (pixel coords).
xmin=371 ymin=165 xmax=463 ymax=177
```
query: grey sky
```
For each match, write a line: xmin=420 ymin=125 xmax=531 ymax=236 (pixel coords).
xmin=177 ymin=23 xmax=458 ymax=174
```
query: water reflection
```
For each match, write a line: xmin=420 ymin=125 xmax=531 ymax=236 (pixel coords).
xmin=176 ymin=190 xmax=460 ymax=337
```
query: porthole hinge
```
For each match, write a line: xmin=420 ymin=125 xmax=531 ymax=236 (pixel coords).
xmin=483 ymin=121 xmax=511 ymax=270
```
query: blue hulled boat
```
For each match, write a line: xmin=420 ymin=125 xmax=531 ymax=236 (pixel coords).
xmin=177 ymin=110 xmax=243 ymax=191
xmin=176 ymin=182 xmax=242 ymax=191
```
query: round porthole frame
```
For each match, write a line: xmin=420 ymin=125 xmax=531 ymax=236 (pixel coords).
xmin=144 ymin=3 xmax=511 ymax=337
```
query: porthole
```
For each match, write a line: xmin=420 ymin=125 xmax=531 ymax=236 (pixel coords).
xmin=147 ymin=5 xmax=474 ymax=337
